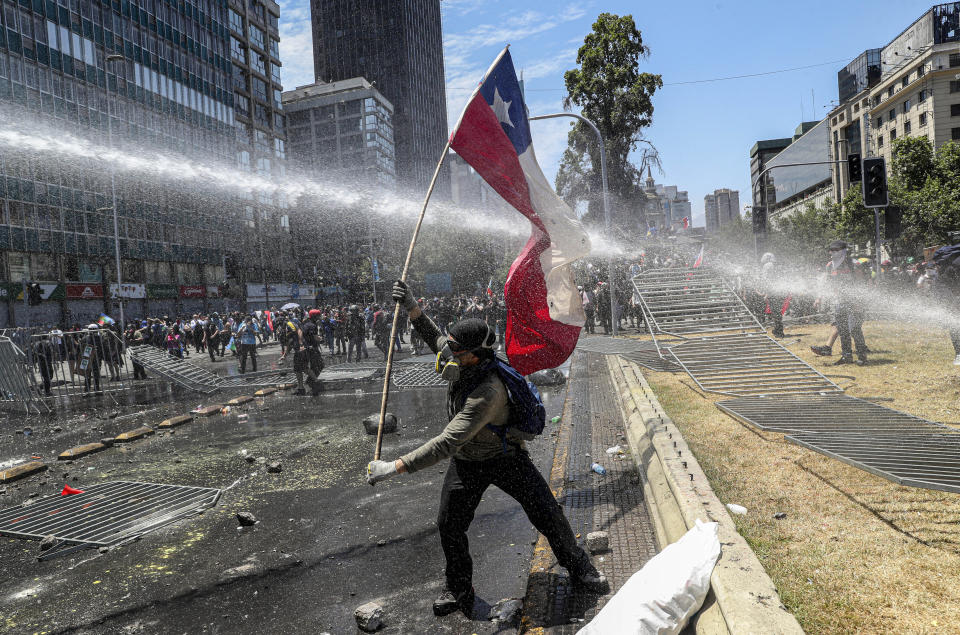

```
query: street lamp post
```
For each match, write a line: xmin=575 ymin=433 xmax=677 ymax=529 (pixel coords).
xmin=105 ymin=53 xmax=125 ymax=336
xmin=528 ymin=112 xmax=617 ymax=336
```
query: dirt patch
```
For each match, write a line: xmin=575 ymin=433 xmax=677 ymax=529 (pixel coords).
xmin=641 ymin=321 xmax=960 ymax=634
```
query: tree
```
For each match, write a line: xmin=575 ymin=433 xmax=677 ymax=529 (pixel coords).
xmin=888 ymin=136 xmax=960 ymax=250
xmin=557 ymin=13 xmax=662 ymax=229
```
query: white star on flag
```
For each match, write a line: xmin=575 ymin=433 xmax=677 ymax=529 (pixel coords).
xmin=492 ymin=87 xmax=513 ymax=128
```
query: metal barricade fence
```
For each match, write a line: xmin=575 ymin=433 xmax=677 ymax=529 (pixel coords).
xmin=6 ymin=329 xmax=139 ymax=411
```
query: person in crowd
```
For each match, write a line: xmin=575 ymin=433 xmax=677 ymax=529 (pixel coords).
xmin=236 ymin=315 xmax=260 ymax=373
xmin=825 ymin=240 xmax=869 ymax=366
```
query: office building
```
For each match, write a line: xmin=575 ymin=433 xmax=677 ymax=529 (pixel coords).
xmin=310 ymin=0 xmax=448 ymax=191
xmin=0 ymin=0 xmax=247 ymax=326
xmin=283 ymin=78 xmax=395 ymax=185
xmin=639 ymin=169 xmax=692 ymax=232
xmin=750 ymin=138 xmax=792 ymax=211
xmin=704 ymin=189 xmax=740 ymax=232
xmin=828 ymin=50 xmax=882 ymax=201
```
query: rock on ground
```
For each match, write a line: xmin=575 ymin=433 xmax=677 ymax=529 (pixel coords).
xmin=528 ymin=368 xmax=566 ymax=386
xmin=586 ymin=531 xmax=609 ymax=553
xmin=362 ymin=413 xmax=397 ymax=436
xmin=236 ymin=512 xmax=257 ymax=527
xmin=489 ymin=598 xmax=523 ymax=624
xmin=354 ymin=601 xmax=384 ymax=632
xmin=266 ymin=462 xmax=282 ymax=474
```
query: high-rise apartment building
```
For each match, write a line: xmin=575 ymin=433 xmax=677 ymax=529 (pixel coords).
xmin=704 ymin=189 xmax=740 ymax=232
xmin=310 ymin=0 xmax=448 ymax=191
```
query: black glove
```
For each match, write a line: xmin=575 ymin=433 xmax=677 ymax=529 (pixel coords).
xmin=392 ymin=280 xmax=418 ymax=311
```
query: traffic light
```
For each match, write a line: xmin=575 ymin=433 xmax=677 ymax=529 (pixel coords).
xmin=847 ymin=153 xmax=862 ymax=183
xmin=27 ymin=283 xmax=42 ymax=306
xmin=884 ymin=206 xmax=903 ymax=239
xmin=862 ymin=157 xmax=888 ymax=208
xmin=751 ymin=206 xmax=767 ymax=235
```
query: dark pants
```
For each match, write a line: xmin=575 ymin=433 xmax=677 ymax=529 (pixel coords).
xmin=38 ymin=359 xmax=53 ymax=395
xmin=437 ymin=451 xmax=590 ymax=595
xmin=836 ymin=301 xmax=867 ymax=359
xmin=768 ymin=295 xmax=785 ymax=336
xmin=84 ymin=360 xmax=101 ymax=392
xmin=133 ymin=359 xmax=148 ymax=380
xmin=207 ymin=337 xmax=218 ymax=362
xmin=239 ymin=343 xmax=257 ymax=373
xmin=951 ymin=328 xmax=960 ymax=355
xmin=584 ymin=309 xmax=595 ymax=334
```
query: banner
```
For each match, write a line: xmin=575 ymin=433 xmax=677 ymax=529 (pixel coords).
xmin=424 ymin=273 xmax=452 ymax=295
xmin=66 ymin=283 xmax=103 ymax=299
xmin=109 ymin=283 xmax=146 ymax=299
xmin=179 ymin=285 xmax=206 ymax=298
xmin=147 ymin=283 xmax=179 ymax=299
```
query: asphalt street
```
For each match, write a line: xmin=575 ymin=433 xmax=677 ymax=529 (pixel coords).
xmin=0 ymin=342 xmax=567 ymax=634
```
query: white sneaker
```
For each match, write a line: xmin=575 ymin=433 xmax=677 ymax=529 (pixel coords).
xmin=954 ymin=354 xmax=960 ymax=366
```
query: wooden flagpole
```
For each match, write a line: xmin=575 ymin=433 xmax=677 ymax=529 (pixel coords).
xmin=374 ymin=140 xmax=453 ymax=460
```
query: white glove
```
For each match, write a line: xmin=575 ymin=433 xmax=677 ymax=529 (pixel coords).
xmin=366 ymin=460 xmax=398 ymax=486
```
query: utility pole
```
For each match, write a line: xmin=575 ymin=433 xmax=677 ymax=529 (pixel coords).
xmin=105 ymin=54 xmax=126 ymax=336
xmin=528 ymin=112 xmax=617 ymax=336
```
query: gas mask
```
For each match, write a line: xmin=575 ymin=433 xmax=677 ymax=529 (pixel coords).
xmin=436 ymin=342 xmax=462 ymax=383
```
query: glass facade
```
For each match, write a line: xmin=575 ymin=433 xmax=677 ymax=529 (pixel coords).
xmin=763 ymin=119 xmax=832 ymax=206
xmin=934 ymin=2 xmax=960 ymax=44
xmin=0 ymin=0 xmax=286 ymax=322
xmin=838 ymin=49 xmax=881 ymax=104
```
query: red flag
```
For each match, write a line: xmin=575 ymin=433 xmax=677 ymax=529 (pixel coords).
xmin=449 ymin=49 xmax=590 ymax=375
xmin=693 ymin=244 xmax=704 ymax=268
xmin=265 ymin=310 xmax=273 ymax=332
xmin=60 ymin=484 xmax=85 ymax=496
xmin=781 ymin=295 xmax=793 ymax=316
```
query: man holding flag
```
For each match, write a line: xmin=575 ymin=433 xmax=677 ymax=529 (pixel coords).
xmin=365 ymin=48 xmax=605 ymax=617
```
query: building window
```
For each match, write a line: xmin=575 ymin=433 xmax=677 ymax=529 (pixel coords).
xmin=249 ymin=25 xmax=265 ymax=49
xmin=919 ymin=89 xmax=928 ymax=102
xmin=953 ymin=127 xmax=960 ymax=141
xmin=888 ymin=108 xmax=896 ymax=121
xmin=854 ymin=103 xmax=860 ymax=113
xmin=229 ymin=10 xmax=243 ymax=34
xmin=901 ymin=77 xmax=908 ymax=88
xmin=919 ymin=112 xmax=927 ymax=126
xmin=904 ymin=120 xmax=911 ymax=135
xmin=953 ymin=104 xmax=960 ymax=117
xmin=903 ymin=99 xmax=911 ymax=113
xmin=951 ymin=53 xmax=960 ymax=68
xmin=875 ymin=113 xmax=883 ymax=125
xmin=951 ymin=80 xmax=960 ymax=93
xmin=888 ymin=86 xmax=894 ymax=98
xmin=917 ymin=64 xmax=925 ymax=77
xmin=878 ymin=135 xmax=884 ymax=147
xmin=231 ymin=37 xmax=245 ymax=62
xmin=890 ymin=129 xmax=897 ymax=141
xmin=832 ymin=116 xmax=837 ymax=126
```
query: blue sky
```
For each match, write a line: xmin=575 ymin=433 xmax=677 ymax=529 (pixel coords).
xmin=278 ymin=0 xmax=936 ymax=225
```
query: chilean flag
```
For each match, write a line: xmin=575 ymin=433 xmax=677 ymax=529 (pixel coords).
xmin=450 ymin=48 xmax=590 ymax=375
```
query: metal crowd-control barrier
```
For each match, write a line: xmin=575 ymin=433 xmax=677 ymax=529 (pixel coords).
xmin=13 ymin=329 xmax=139 ymax=411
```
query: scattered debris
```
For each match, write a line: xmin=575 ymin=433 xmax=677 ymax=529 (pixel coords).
xmin=354 ymin=602 xmax=384 ymax=632
xmin=726 ymin=503 xmax=748 ymax=515
xmin=489 ymin=598 xmax=523 ymax=624
xmin=586 ymin=531 xmax=609 ymax=554
xmin=244 ymin=455 xmax=256 ymax=464
xmin=605 ymin=445 xmax=622 ymax=455
xmin=590 ymin=463 xmax=607 ymax=476
xmin=236 ymin=512 xmax=258 ymax=527
xmin=773 ymin=512 xmax=787 ymax=520
xmin=362 ymin=413 xmax=397 ymax=435
xmin=528 ymin=368 xmax=565 ymax=386
xmin=39 ymin=535 xmax=57 ymax=551
xmin=100 ymin=438 xmax=115 ymax=447
xmin=266 ymin=462 xmax=282 ymax=474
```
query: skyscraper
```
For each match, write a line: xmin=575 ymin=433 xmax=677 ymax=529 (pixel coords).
xmin=310 ymin=0 xmax=448 ymax=191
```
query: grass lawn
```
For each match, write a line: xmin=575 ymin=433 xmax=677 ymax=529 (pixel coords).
xmin=642 ymin=320 xmax=960 ymax=634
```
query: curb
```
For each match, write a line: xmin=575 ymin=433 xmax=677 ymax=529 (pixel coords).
xmin=607 ymin=355 xmax=803 ymax=635
xmin=4 ymin=386 xmax=291 ymax=487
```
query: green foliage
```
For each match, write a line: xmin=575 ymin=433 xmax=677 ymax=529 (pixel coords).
xmin=771 ymin=202 xmax=838 ymax=267
xmin=831 ymin=183 xmax=875 ymax=247
xmin=556 ymin=13 xmax=662 ymax=227
xmin=888 ymin=137 xmax=960 ymax=251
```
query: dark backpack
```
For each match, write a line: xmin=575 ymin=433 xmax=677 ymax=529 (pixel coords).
xmin=458 ymin=357 xmax=547 ymax=451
